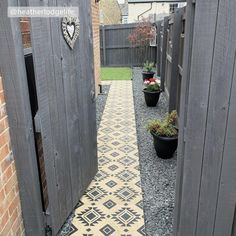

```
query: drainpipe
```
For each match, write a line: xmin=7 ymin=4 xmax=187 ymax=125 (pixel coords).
xmin=138 ymin=3 xmax=153 ymax=21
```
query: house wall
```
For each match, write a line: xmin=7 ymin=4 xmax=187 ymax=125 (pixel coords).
xmin=0 ymin=77 xmax=25 ymax=235
xmin=128 ymin=3 xmax=170 ymax=22
xmin=99 ymin=0 xmax=122 ymax=24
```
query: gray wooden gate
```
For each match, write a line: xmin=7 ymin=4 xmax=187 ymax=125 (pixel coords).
xmin=174 ymin=0 xmax=236 ymax=235
xmin=0 ymin=0 xmax=97 ymax=235
xmin=29 ymin=0 xmax=98 ymax=234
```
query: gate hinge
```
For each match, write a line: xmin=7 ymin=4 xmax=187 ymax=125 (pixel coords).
xmin=45 ymin=225 xmax=52 ymax=236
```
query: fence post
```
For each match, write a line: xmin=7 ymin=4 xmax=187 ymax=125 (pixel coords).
xmin=102 ymin=25 xmax=106 ymax=66
xmin=160 ymin=16 xmax=169 ymax=91
xmin=169 ymin=9 xmax=184 ymax=112
xmin=156 ymin=21 xmax=162 ymax=76
xmin=173 ymin=3 xmax=194 ymax=235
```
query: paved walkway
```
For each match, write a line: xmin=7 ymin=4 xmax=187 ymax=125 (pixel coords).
xmin=70 ymin=81 xmax=145 ymax=235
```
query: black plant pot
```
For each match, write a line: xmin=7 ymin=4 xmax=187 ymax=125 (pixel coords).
xmin=151 ymin=131 xmax=178 ymax=159
xmin=143 ymin=89 xmax=161 ymax=107
xmin=142 ymin=71 xmax=155 ymax=81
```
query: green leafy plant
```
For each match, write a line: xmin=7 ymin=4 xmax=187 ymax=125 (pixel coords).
xmin=143 ymin=61 xmax=154 ymax=72
xmin=144 ymin=78 xmax=161 ymax=92
xmin=146 ymin=111 xmax=178 ymax=137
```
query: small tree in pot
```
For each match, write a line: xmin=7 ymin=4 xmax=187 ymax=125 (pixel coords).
xmin=146 ymin=111 xmax=178 ymax=159
xmin=128 ymin=19 xmax=156 ymax=65
xmin=142 ymin=61 xmax=155 ymax=81
xmin=143 ymin=78 xmax=161 ymax=107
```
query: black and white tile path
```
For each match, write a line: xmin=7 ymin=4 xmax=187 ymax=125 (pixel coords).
xmin=70 ymin=81 xmax=146 ymax=235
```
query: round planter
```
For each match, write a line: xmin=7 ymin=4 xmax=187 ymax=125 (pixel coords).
xmin=143 ymin=89 xmax=161 ymax=107
xmin=142 ymin=71 xmax=155 ymax=81
xmin=151 ymin=131 xmax=178 ymax=159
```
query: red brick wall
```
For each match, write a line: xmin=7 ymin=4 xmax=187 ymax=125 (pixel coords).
xmin=91 ymin=0 xmax=101 ymax=94
xmin=35 ymin=134 xmax=48 ymax=210
xmin=0 ymin=77 xmax=25 ymax=236
xmin=20 ymin=18 xmax=31 ymax=48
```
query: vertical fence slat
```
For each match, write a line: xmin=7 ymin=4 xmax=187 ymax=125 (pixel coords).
xmin=156 ymin=21 xmax=162 ymax=76
xmin=0 ymin=0 xmax=44 ymax=235
xmin=196 ymin=0 xmax=236 ymax=235
xmin=160 ymin=17 xmax=169 ymax=91
xmin=102 ymin=25 xmax=107 ymax=66
xmin=169 ymin=8 xmax=184 ymax=112
xmin=29 ymin=11 xmax=63 ymax=232
xmin=173 ymin=2 xmax=195 ymax=235
xmin=176 ymin=0 xmax=220 ymax=235
xmin=213 ymin=69 xmax=236 ymax=236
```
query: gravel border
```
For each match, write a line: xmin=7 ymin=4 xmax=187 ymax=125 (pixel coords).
xmin=96 ymin=84 xmax=111 ymax=130
xmin=132 ymin=67 xmax=177 ymax=236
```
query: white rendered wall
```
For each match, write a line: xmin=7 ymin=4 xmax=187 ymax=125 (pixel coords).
xmin=128 ymin=3 xmax=169 ymax=23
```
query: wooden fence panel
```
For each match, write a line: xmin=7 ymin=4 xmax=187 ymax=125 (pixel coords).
xmin=100 ymin=23 xmax=157 ymax=67
xmin=173 ymin=1 xmax=195 ymax=235
xmin=177 ymin=0 xmax=219 ymax=234
xmin=171 ymin=0 xmax=236 ymax=235
xmin=157 ymin=8 xmax=185 ymax=113
xmin=196 ymin=0 xmax=236 ymax=235
xmin=169 ymin=8 xmax=184 ymax=112
xmin=160 ymin=17 xmax=169 ymax=91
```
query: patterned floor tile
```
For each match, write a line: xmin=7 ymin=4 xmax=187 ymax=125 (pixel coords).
xmin=70 ymin=81 xmax=145 ymax=235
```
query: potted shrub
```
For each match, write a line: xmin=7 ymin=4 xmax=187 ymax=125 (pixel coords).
xmin=146 ymin=111 xmax=178 ymax=159
xmin=143 ymin=78 xmax=161 ymax=107
xmin=142 ymin=61 xmax=155 ymax=81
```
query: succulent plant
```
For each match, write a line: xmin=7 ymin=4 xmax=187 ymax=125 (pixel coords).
xmin=146 ymin=111 xmax=178 ymax=137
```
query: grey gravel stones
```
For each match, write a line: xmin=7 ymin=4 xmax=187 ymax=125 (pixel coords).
xmin=132 ymin=67 xmax=177 ymax=236
xmin=96 ymin=85 xmax=110 ymax=130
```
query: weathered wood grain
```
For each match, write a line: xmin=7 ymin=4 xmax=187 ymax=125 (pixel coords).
xmin=175 ymin=0 xmax=220 ymax=235
xmin=0 ymin=0 xmax=44 ymax=235
xmin=198 ymin=1 xmax=236 ymax=235
xmin=160 ymin=17 xmax=169 ymax=91
xmin=168 ymin=8 xmax=184 ymax=112
xmin=156 ymin=21 xmax=162 ymax=76
xmin=173 ymin=2 xmax=195 ymax=234
xmin=29 ymin=0 xmax=98 ymax=234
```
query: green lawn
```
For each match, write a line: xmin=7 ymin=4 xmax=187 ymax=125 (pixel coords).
xmin=101 ymin=67 xmax=132 ymax=81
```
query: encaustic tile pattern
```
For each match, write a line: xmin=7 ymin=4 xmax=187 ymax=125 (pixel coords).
xmin=70 ymin=81 xmax=145 ymax=235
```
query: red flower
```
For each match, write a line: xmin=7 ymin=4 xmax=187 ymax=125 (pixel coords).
xmin=149 ymin=78 xmax=156 ymax=82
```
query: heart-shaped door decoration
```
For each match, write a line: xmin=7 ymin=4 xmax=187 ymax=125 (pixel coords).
xmin=62 ymin=17 xmax=80 ymax=49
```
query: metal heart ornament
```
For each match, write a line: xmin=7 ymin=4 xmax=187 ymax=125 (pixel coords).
xmin=62 ymin=17 xmax=80 ymax=50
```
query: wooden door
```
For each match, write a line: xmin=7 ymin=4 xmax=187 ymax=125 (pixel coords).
xmin=28 ymin=0 xmax=98 ymax=234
